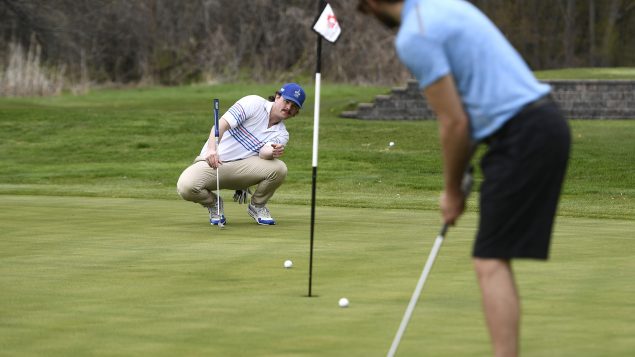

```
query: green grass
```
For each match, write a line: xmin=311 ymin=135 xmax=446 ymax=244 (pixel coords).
xmin=0 ymin=83 xmax=633 ymax=219
xmin=1 ymin=195 xmax=633 ymax=356
xmin=535 ymin=67 xmax=635 ymax=80
xmin=1 ymin=82 xmax=634 ymax=355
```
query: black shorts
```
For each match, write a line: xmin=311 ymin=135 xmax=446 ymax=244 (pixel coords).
xmin=474 ymin=97 xmax=570 ymax=260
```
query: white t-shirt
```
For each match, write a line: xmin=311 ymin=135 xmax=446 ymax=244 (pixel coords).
xmin=199 ymin=95 xmax=289 ymax=162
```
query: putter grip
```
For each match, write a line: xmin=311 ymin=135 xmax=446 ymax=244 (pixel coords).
xmin=438 ymin=166 xmax=473 ymax=237
xmin=461 ymin=165 xmax=474 ymax=198
xmin=213 ymin=98 xmax=220 ymax=138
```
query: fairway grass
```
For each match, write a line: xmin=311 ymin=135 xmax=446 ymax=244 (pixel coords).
xmin=1 ymin=195 xmax=633 ymax=356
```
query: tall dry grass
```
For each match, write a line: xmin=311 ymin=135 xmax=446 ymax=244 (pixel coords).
xmin=0 ymin=36 xmax=91 ymax=97
xmin=0 ymin=38 xmax=66 ymax=97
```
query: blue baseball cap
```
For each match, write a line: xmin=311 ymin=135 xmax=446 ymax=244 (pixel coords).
xmin=279 ymin=83 xmax=306 ymax=109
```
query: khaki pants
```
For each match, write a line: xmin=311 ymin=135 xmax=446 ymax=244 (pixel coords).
xmin=176 ymin=156 xmax=287 ymax=207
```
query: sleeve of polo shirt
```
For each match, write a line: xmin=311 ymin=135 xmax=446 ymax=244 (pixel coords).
xmin=223 ymin=95 xmax=261 ymax=128
xmin=396 ymin=32 xmax=450 ymax=90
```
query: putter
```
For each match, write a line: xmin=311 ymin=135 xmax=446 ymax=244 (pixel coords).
xmin=213 ymin=98 xmax=224 ymax=228
xmin=387 ymin=165 xmax=474 ymax=357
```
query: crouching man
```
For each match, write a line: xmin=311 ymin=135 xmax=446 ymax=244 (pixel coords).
xmin=177 ymin=83 xmax=305 ymax=226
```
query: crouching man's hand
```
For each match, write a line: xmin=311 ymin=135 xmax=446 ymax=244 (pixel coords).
xmin=259 ymin=143 xmax=285 ymax=159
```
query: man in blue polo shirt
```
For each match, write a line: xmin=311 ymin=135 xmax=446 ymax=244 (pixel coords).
xmin=358 ymin=1 xmax=570 ymax=356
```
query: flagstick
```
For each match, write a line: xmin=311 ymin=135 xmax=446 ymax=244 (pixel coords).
xmin=308 ymin=75 xmax=318 ymax=297
xmin=308 ymin=0 xmax=325 ymax=298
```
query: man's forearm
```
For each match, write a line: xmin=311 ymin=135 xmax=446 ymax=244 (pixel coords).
xmin=208 ymin=117 xmax=231 ymax=146
xmin=423 ymin=75 xmax=471 ymax=193
xmin=439 ymin=115 xmax=471 ymax=195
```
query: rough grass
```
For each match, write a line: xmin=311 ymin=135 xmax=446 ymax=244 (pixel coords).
xmin=0 ymin=83 xmax=633 ymax=219
xmin=535 ymin=67 xmax=635 ymax=80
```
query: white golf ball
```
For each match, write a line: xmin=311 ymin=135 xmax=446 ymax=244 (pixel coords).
xmin=389 ymin=141 xmax=395 ymax=147
xmin=338 ymin=297 xmax=349 ymax=308
xmin=284 ymin=260 xmax=293 ymax=269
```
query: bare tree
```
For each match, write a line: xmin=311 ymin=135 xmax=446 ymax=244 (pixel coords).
xmin=588 ymin=0 xmax=597 ymax=65
xmin=561 ymin=0 xmax=577 ymax=66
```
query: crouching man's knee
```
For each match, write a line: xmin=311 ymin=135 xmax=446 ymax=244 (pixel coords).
xmin=176 ymin=178 xmax=193 ymax=201
xmin=268 ymin=160 xmax=288 ymax=183
xmin=176 ymin=171 xmax=203 ymax=203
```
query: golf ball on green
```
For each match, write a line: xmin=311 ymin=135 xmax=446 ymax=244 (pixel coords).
xmin=389 ymin=141 xmax=395 ymax=147
xmin=338 ymin=297 xmax=349 ymax=308
xmin=284 ymin=260 xmax=293 ymax=269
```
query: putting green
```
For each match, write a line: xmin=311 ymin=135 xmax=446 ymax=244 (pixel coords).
xmin=1 ymin=195 xmax=633 ymax=356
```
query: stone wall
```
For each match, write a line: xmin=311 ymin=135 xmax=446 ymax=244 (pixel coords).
xmin=340 ymin=80 xmax=635 ymax=120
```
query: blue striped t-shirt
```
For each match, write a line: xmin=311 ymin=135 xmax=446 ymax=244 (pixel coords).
xmin=200 ymin=95 xmax=289 ymax=161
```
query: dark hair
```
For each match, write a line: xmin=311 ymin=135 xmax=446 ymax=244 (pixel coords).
xmin=268 ymin=91 xmax=281 ymax=102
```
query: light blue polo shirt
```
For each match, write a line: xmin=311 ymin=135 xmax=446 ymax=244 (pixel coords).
xmin=396 ymin=0 xmax=550 ymax=140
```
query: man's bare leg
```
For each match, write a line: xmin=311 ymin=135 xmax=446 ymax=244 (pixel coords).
xmin=473 ymin=258 xmax=519 ymax=357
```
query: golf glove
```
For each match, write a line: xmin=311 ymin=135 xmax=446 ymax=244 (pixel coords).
xmin=233 ymin=188 xmax=251 ymax=204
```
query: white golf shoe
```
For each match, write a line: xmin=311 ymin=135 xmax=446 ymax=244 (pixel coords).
xmin=247 ymin=203 xmax=276 ymax=225
xmin=207 ymin=199 xmax=226 ymax=226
